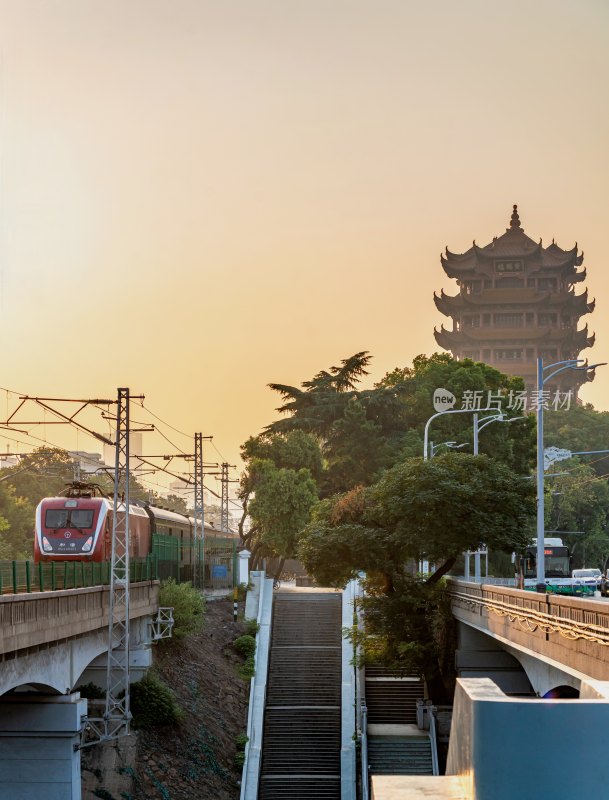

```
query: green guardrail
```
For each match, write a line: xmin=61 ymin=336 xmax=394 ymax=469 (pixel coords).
xmin=151 ymin=533 xmax=238 ymax=590
xmin=0 ymin=556 xmax=157 ymax=595
xmin=1 ymin=534 xmax=239 ymax=595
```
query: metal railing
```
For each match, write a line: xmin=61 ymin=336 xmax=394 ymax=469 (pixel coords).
xmin=360 ymin=703 xmax=369 ymax=800
xmin=1 ymin=535 xmax=239 ymax=595
xmin=428 ymin=707 xmax=440 ymax=776
xmin=0 ymin=557 xmax=156 ymax=595
xmin=448 ymin=578 xmax=609 ymax=645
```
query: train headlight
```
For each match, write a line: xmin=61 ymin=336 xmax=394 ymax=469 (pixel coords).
xmin=82 ymin=537 xmax=93 ymax=552
xmin=42 ymin=537 xmax=53 ymax=552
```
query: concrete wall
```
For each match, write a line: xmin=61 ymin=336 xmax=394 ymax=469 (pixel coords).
xmin=241 ymin=571 xmax=274 ymax=800
xmin=455 ymin=620 xmax=584 ymax=697
xmin=446 ymin=677 xmax=609 ymax=799
xmin=0 ymin=582 xmax=159 ymax=655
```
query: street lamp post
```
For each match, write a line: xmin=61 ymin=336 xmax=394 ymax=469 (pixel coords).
xmin=425 ymin=405 xmax=525 ymax=583
xmin=535 ymin=358 xmax=605 ymax=587
xmin=468 ymin=412 xmax=525 ymax=579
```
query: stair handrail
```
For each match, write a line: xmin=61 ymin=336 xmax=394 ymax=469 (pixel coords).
xmin=354 ymin=574 xmax=368 ymax=800
xmin=341 ymin=578 xmax=358 ymax=799
xmin=361 ymin=702 xmax=369 ymax=800
xmin=429 ymin=705 xmax=440 ymax=776
xmin=240 ymin=571 xmax=274 ymax=800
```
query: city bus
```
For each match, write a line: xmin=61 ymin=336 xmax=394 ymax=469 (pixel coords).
xmin=517 ymin=537 xmax=593 ymax=595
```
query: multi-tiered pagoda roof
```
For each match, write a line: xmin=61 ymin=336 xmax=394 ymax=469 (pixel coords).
xmin=434 ymin=206 xmax=595 ymax=394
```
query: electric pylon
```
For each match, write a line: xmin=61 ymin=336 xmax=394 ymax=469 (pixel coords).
xmin=193 ymin=433 xmax=204 ymax=588
xmin=85 ymin=387 xmax=132 ymax=743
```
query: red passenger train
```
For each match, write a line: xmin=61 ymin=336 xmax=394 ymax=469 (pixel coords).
xmin=33 ymin=482 xmax=228 ymax=564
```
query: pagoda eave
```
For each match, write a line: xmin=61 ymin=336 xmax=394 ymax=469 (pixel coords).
xmin=434 ymin=328 xmax=457 ymax=350
xmin=571 ymin=269 xmax=586 ymax=283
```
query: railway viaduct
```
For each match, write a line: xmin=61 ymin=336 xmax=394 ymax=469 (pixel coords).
xmin=0 ymin=581 xmax=160 ymax=800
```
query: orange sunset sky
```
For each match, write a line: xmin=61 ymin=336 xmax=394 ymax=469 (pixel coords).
xmin=1 ymin=0 xmax=609 ymax=499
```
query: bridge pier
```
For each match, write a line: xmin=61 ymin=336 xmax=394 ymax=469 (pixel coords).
xmin=0 ymin=692 xmax=86 ymax=800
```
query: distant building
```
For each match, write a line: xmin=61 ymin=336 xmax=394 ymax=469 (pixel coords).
xmin=68 ymin=451 xmax=107 ymax=475
xmin=0 ymin=453 xmax=19 ymax=470
xmin=434 ymin=205 xmax=595 ymax=395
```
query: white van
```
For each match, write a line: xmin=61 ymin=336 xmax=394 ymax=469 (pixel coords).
xmin=571 ymin=568 xmax=602 ymax=594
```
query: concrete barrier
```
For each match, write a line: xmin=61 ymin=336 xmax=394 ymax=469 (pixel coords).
xmin=446 ymin=677 xmax=609 ymax=799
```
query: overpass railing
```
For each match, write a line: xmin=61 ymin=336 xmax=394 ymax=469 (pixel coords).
xmin=447 ymin=578 xmax=609 ymax=646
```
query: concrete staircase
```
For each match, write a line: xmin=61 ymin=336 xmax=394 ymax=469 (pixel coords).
xmin=258 ymin=591 xmax=342 ymax=800
xmin=365 ymin=667 xmax=435 ymax=781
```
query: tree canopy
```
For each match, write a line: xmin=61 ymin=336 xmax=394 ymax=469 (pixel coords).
xmin=263 ymin=352 xmax=535 ymax=498
xmin=238 ymin=352 xmax=536 ymax=572
xmin=298 ymin=452 xmax=535 ymax=588
xmin=544 ymin=403 xmax=609 ymax=477
xmin=297 ymin=453 xmax=535 ymax=697
xmin=238 ymin=430 xmax=321 ymax=569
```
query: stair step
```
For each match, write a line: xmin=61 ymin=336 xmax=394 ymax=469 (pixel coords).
xmin=368 ymin=736 xmax=434 ymax=776
xmin=365 ymin=679 xmax=425 ymax=724
xmin=259 ymin=776 xmax=340 ymax=800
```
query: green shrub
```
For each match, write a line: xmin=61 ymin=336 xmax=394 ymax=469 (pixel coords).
xmin=233 ymin=634 xmax=256 ymax=658
xmin=130 ymin=672 xmax=183 ymax=728
xmin=93 ymin=790 xmax=115 ymax=800
xmin=235 ymin=733 xmax=249 ymax=750
xmin=244 ymin=618 xmax=260 ymax=637
xmin=159 ymin=579 xmax=205 ymax=639
xmin=238 ymin=655 xmax=255 ymax=681
xmin=234 ymin=731 xmax=249 ymax=768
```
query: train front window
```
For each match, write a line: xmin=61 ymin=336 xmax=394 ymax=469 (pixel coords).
xmin=45 ymin=510 xmax=69 ymax=529
xmin=45 ymin=509 xmax=94 ymax=530
xmin=70 ymin=510 xmax=94 ymax=529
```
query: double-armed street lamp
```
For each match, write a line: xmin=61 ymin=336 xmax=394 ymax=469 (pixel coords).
xmin=535 ymin=358 xmax=606 ymax=586
xmin=424 ymin=406 xmax=495 ymax=461
xmin=424 ymin=404 xmax=526 ymax=582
